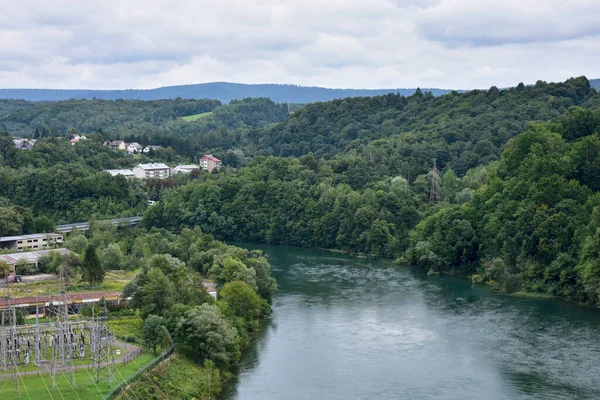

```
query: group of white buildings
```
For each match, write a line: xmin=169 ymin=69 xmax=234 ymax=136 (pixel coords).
xmin=106 ymin=140 xmax=162 ymax=154
xmin=104 ymin=155 xmax=221 ymax=180
xmin=103 ymin=155 xmax=221 ymax=180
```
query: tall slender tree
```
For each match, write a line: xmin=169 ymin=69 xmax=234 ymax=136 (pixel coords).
xmin=81 ymin=243 xmax=105 ymax=286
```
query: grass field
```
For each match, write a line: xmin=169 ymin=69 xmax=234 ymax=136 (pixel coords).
xmin=180 ymin=111 xmax=213 ymax=121
xmin=10 ymin=270 xmax=137 ymax=299
xmin=0 ymin=352 xmax=154 ymax=400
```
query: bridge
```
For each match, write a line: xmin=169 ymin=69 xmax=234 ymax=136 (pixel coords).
xmin=56 ymin=216 xmax=142 ymax=233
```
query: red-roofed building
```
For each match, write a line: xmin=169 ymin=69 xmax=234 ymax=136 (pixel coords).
xmin=200 ymin=155 xmax=222 ymax=172
xmin=0 ymin=291 xmax=123 ymax=317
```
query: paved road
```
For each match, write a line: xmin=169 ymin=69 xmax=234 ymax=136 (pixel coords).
xmin=0 ymin=341 xmax=142 ymax=380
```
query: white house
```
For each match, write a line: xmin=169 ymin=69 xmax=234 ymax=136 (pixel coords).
xmin=127 ymin=143 xmax=143 ymax=154
xmin=143 ymin=145 xmax=163 ymax=153
xmin=133 ymin=163 xmax=170 ymax=179
xmin=172 ymin=165 xmax=200 ymax=174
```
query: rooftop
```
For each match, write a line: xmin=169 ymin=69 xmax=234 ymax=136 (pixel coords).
xmin=202 ymin=154 xmax=221 ymax=162
xmin=135 ymin=163 xmax=170 ymax=170
xmin=0 ymin=291 xmax=121 ymax=308
xmin=0 ymin=248 xmax=71 ymax=265
xmin=103 ymin=169 xmax=135 ymax=176
xmin=0 ymin=233 xmax=62 ymax=243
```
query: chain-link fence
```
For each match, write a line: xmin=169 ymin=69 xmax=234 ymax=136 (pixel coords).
xmin=104 ymin=346 xmax=174 ymax=400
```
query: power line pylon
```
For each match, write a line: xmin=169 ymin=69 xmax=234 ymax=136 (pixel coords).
xmin=429 ymin=159 xmax=442 ymax=203
xmin=51 ymin=266 xmax=76 ymax=390
xmin=90 ymin=302 xmax=117 ymax=388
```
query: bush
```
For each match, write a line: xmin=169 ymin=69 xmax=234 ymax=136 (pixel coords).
xmin=471 ymin=274 xmax=485 ymax=284
xmin=126 ymin=334 xmax=139 ymax=344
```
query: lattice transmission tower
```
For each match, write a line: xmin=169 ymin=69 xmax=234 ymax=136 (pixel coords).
xmin=429 ymin=159 xmax=442 ymax=203
xmin=90 ymin=302 xmax=117 ymax=388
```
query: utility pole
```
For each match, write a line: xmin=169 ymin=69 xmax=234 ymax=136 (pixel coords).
xmin=429 ymin=159 xmax=442 ymax=203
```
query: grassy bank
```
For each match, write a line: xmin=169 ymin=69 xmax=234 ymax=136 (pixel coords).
xmin=10 ymin=270 xmax=137 ymax=299
xmin=120 ymin=355 xmax=222 ymax=400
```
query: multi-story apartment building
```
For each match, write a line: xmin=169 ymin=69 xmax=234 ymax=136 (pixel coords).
xmin=132 ymin=163 xmax=171 ymax=179
xmin=200 ymin=155 xmax=222 ymax=172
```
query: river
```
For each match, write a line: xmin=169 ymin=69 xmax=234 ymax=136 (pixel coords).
xmin=222 ymin=245 xmax=600 ymax=400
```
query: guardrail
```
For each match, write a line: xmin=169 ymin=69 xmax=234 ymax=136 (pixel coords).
xmin=56 ymin=216 xmax=142 ymax=233
xmin=104 ymin=346 xmax=174 ymax=400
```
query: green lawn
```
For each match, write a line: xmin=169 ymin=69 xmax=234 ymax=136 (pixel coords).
xmin=0 ymin=352 xmax=154 ymax=400
xmin=180 ymin=112 xmax=213 ymax=121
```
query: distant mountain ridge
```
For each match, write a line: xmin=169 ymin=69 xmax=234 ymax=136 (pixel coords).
xmin=0 ymin=82 xmax=458 ymax=103
xmin=591 ymin=79 xmax=600 ymax=90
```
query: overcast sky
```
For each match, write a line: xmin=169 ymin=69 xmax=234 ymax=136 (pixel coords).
xmin=0 ymin=0 xmax=598 ymax=90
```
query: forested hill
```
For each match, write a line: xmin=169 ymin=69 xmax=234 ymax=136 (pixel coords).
xmin=591 ymin=78 xmax=600 ymax=90
xmin=0 ymin=98 xmax=221 ymax=135
xmin=255 ymin=77 xmax=598 ymax=178
xmin=0 ymin=98 xmax=290 ymax=160
xmin=0 ymin=82 xmax=455 ymax=103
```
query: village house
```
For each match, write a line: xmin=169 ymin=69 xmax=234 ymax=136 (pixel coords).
xmin=0 ymin=233 xmax=64 ymax=251
xmin=172 ymin=165 xmax=200 ymax=174
xmin=133 ymin=162 xmax=171 ymax=179
xmin=69 ymin=134 xmax=87 ymax=145
xmin=103 ymin=169 xmax=136 ymax=178
xmin=200 ymin=154 xmax=222 ymax=172
xmin=127 ymin=142 xmax=143 ymax=154
xmin=143 ymin=145 xmax=163 ymax=153
xmin=108 ymin=140 xmax=127 ymax=150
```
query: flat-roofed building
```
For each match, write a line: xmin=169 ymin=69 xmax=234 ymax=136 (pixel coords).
xmin=133 ymin=162 xmax=170 ymax=179
xmin=0 ymin=248 xmax=72 ymax=278
xmin=0 ymin=233 xmax=64 ymax=251
xmin=103 ymin=169 xmax=136 ymax=178
xmin=173 ymin=164 xmax=200 ymax=174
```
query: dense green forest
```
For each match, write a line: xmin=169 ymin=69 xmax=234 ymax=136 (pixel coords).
xmin=407 ymin=107 xmax=600 ymax=304
xmin=2 ymin=78 xmax=595 ymax=176
xmin=0 ymin=98 xmax=220 ymax=135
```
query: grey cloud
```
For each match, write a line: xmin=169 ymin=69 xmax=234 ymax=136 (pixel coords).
xmin=416 ymin=0 xmax=600 ymax=46
xmin=0 ymin=0 xmax=597 ymax=90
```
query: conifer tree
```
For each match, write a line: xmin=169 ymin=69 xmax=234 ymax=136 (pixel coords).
xmin=82 ymin=243 xmax=105 ymax=286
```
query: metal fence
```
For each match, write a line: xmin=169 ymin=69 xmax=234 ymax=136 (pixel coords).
xmin=56 ymin=216 xmax=142 ymax=233
xmin=104 ymin=346 xmax=174 ymax=400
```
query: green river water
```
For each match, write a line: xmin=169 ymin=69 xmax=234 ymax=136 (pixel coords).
xmin=222 ymin=245 xmax=600 ymax=400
